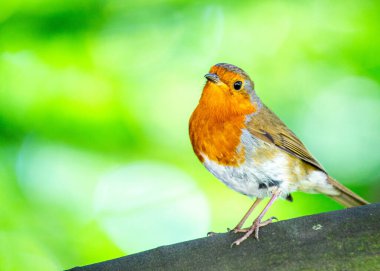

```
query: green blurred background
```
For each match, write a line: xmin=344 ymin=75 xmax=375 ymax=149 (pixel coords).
xmin=1 ymin=0 xmax=380 ymax=270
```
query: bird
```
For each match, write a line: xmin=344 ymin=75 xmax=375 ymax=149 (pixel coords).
xmin=189 ymin=63 xmax=369 ymax=246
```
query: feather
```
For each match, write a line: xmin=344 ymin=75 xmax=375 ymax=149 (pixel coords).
xmin=247 ymin=105 xmax=325 ymax=172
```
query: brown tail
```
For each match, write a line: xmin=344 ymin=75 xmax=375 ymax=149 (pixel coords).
xmin=327 ymin=176 xmax=369 ymax=208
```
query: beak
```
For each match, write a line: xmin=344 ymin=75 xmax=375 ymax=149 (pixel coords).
xmin=204 ymin=73 xmax=220 ymax=83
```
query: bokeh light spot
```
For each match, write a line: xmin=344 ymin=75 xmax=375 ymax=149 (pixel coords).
xmin=93 ymin=162 xmax=210 ymax=253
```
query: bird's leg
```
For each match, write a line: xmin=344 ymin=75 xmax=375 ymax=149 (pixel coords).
xmin=232 ymin=190 xmax=281 ymax=246
xmin=209 ymin=198 xmax=263 ymax=236
xmin=232 ymin=198 xmax=263 ymax=233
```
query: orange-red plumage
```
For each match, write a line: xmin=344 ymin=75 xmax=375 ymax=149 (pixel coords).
xmin=189 ymin=65 xmax=257 ymax=166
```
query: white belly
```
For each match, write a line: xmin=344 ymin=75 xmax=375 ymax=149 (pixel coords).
xmin=202 ymin=150 xmax=292 ymax=198
xmin=201 ymin=130 xmax=337 ymax=198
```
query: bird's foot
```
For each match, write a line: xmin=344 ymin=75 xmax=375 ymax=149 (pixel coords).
xmin=232 ymin=216 xmax=277 ymax=233
xmin=231 ymin=216 xmax=277 ymax=247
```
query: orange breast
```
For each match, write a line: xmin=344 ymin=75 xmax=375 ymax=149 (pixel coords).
xmin=189 ymin=108 xmax=249 ymax=166
xmin=190 ymin=75 xmax=257 ymax=166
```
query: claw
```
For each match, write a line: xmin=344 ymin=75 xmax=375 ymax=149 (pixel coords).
xmin=230 ymin=241 xmax=238 ymax=248
xmin=231 ymin=216 xmax=278 ymax=245
xmin=259 ymin=217 xmax=277 ymax=227
xmin=254 ymin=226 xmax=260 ymax=240
xmin=231 ymin=238 xmax=244 ymax=247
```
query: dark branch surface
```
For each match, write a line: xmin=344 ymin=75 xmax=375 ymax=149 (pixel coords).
xmin=68 ymin=203 xmax=380 ymax=271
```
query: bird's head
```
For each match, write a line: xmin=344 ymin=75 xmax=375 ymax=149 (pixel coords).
xmin=199 ymin=63 xmax=261 ymax=119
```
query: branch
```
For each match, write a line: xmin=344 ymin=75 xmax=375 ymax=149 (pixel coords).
xmin=67 ymin=203 xmax=380 ymax=271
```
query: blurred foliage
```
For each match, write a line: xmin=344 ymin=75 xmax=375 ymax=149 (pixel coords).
xmin=1 ymin=0 xmax=380 ymax=270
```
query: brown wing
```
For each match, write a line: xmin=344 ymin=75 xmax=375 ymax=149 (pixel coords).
xmin=247 ymin=104 xmax=326 ymax=173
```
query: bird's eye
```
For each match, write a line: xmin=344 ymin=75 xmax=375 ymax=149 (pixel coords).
xmin=233 ymin=81 xmax=242 ymax=90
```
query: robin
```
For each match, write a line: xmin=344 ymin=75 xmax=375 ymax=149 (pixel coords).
xmin=189 ymin=63 xmax=369 ymax=246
